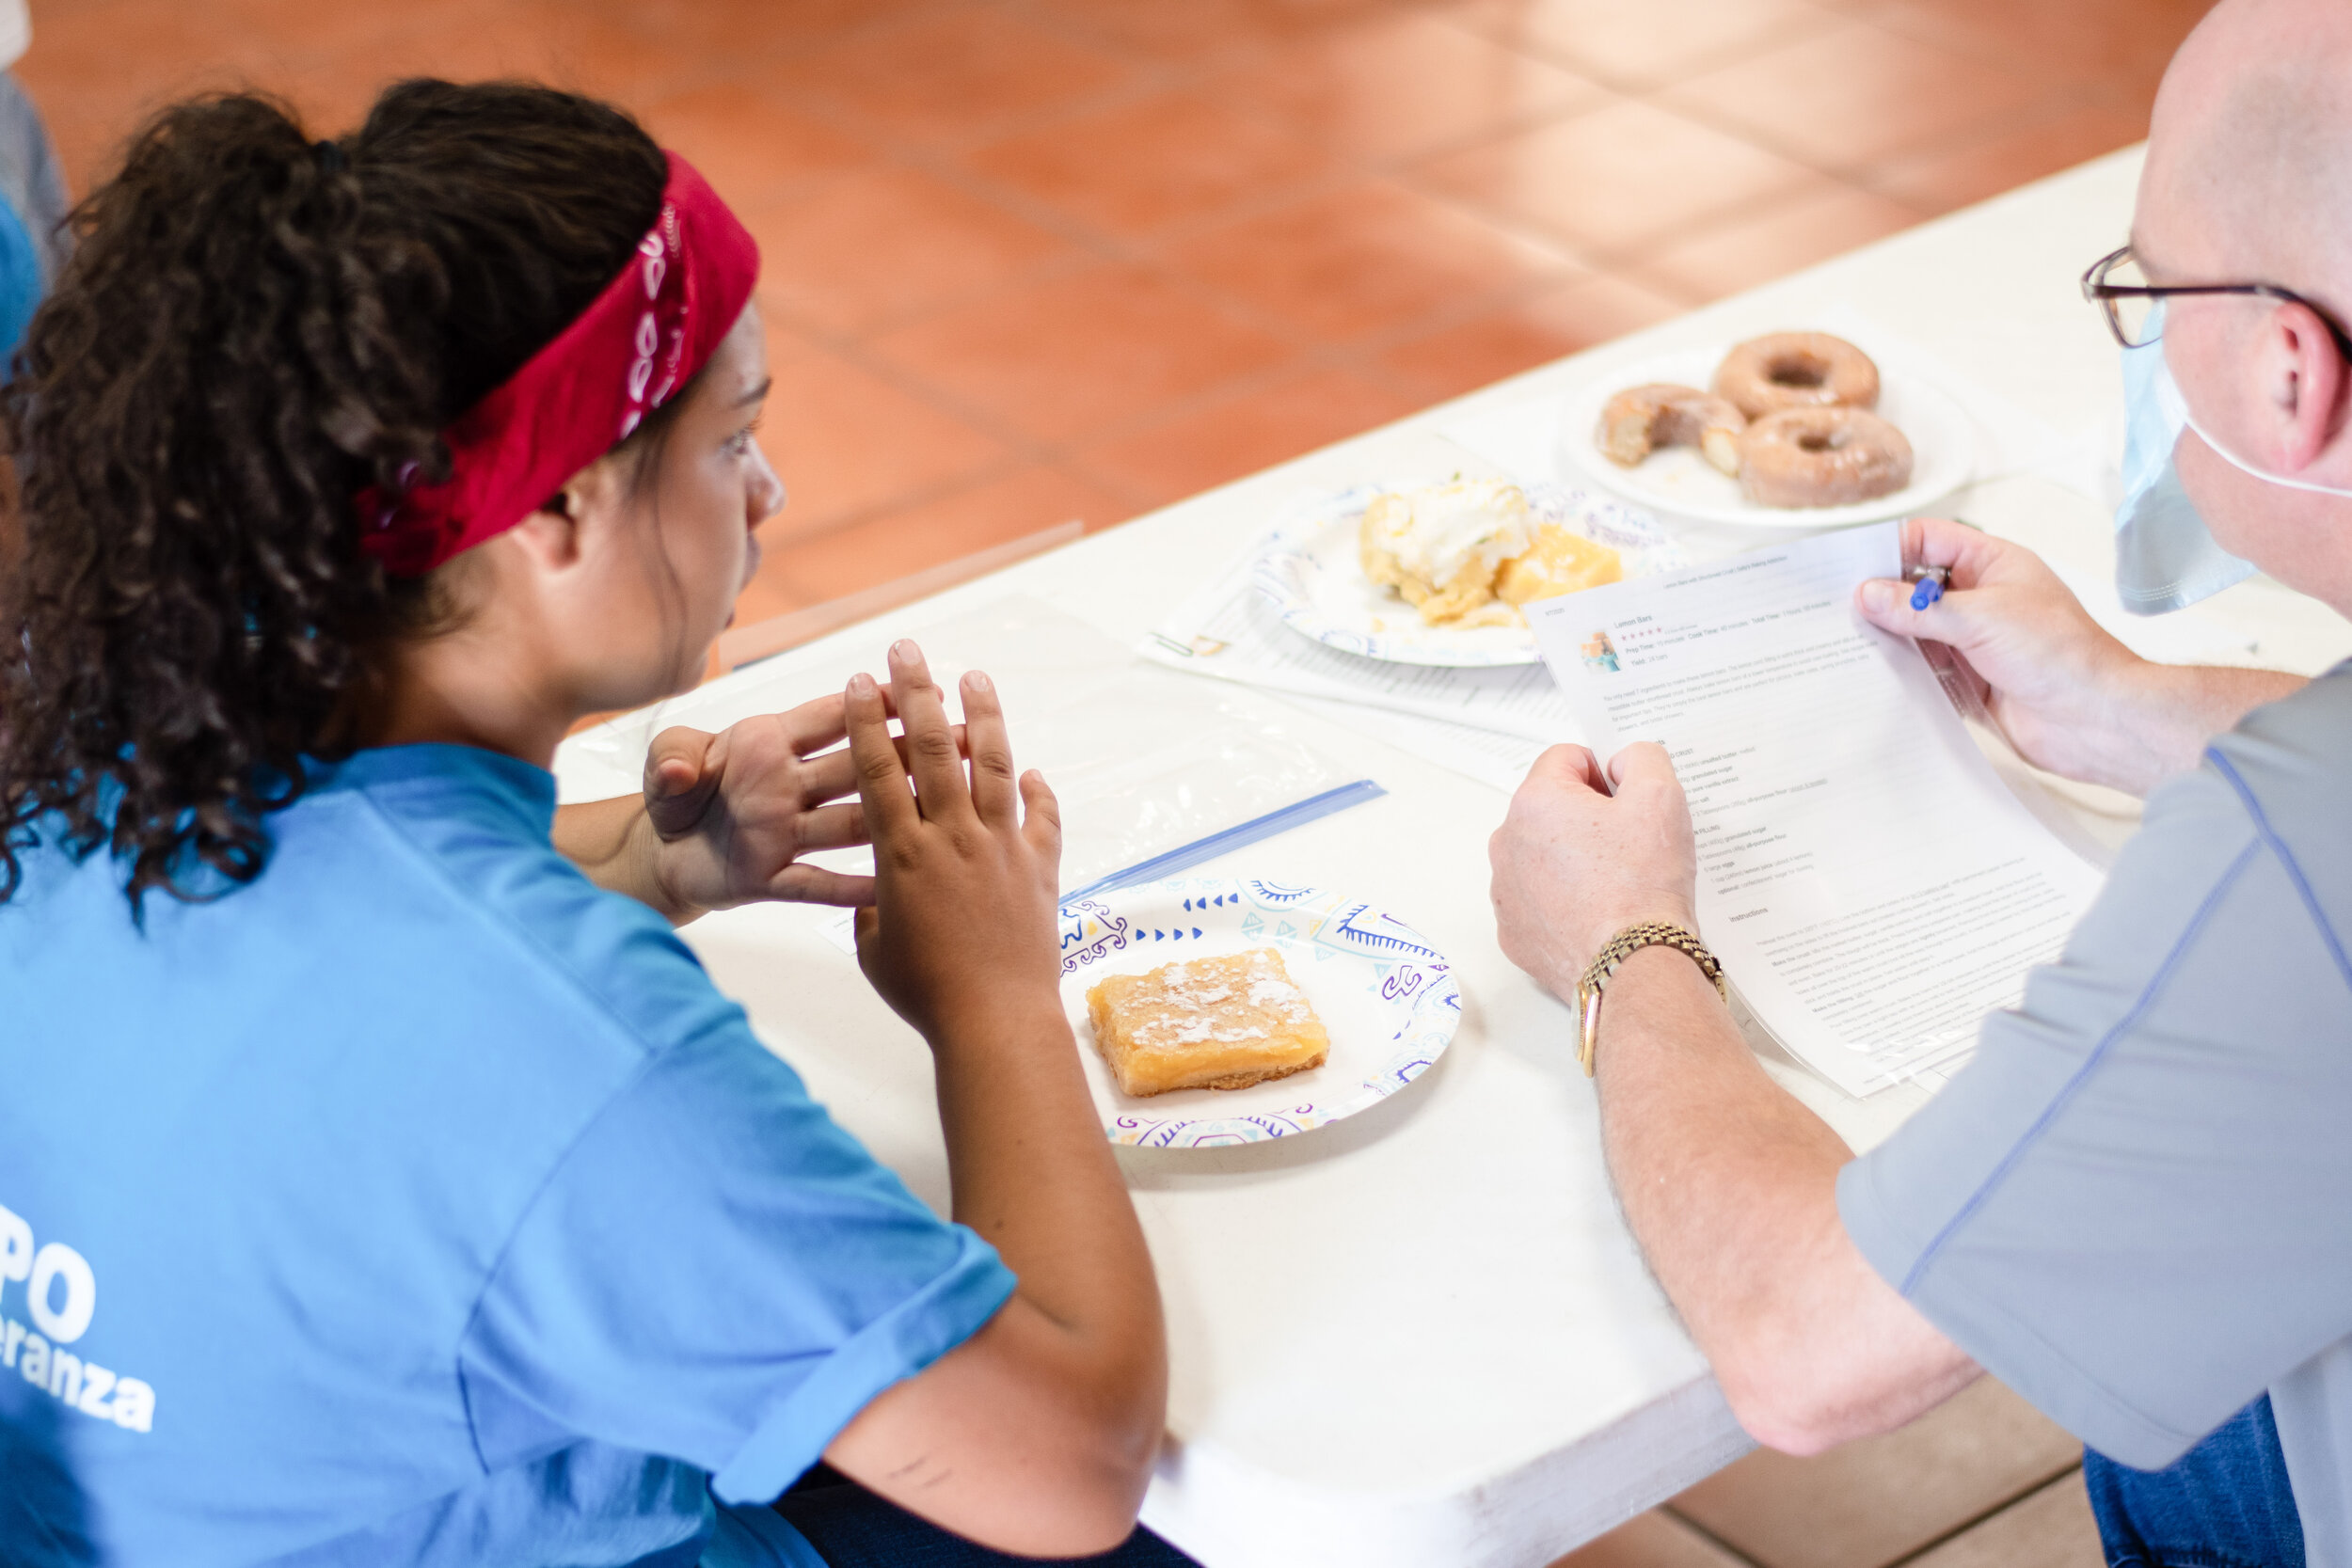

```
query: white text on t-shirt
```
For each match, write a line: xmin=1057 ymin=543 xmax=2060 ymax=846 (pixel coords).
xmin=0 ymin=1200 xmax=153 ymax=1433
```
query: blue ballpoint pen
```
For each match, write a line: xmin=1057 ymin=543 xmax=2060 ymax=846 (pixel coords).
xmin=1899 ymin=563 xmax=1991 ymax=722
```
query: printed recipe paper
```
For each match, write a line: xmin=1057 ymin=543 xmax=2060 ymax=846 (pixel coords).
xmin=1525 ymin=521 xmax=2106 ymax=1096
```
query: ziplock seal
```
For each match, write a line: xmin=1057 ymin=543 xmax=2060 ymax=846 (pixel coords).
xmin=1059 ymin=779 xmax=1387 ymax=906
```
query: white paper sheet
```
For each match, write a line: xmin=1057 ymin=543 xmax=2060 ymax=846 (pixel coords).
xmin=1524 ymin=522 xmax=2106 ymax=1097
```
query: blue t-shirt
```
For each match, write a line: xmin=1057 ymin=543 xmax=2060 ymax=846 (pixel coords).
xmin=0 ymin=744 xmax=1015 ymax=1567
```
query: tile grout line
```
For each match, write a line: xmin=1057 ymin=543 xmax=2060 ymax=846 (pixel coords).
xmin=1873 ymin=1464 xmax=2090 ymax=1568
xmin=1657 ymin=1503 xmax=1772 ymax=1568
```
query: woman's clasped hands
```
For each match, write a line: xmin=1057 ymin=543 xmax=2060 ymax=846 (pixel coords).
xmin=843 ymin=640 xmax=1065 ymax=1042
xmin=620 ymin=641 xmax=1065 ymax=1017
xmin=631 ymin=695 xmax=882 ymax=916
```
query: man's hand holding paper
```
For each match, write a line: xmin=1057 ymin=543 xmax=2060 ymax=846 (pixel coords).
xmin=1489 ymin=741 xmax=1696 ymax=1001
xmin=1495 ymin=514 xmax=2307 ymax=1034
xmin=1515 ymin=520 xmax=2106 ymax=1095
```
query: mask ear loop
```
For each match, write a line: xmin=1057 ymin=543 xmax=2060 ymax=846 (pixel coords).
xmin=2153 ymin=308 xmax=2352 ymax=499
xmin=2179 ymin=404 xmax=2352 ymax=499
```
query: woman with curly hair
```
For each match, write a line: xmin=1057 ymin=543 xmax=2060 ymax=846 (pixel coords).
xmin=0 ymin=81 xmax=1185 ymax=1568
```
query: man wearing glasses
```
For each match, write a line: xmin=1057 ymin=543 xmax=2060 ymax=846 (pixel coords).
xmin=1490 ymin=1 xmax=2352 ymax=1563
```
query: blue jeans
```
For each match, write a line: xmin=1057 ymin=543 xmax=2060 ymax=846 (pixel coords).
xmin=773 ymin=1466 xmax=1201 ymax=1567
xmin=2084 ymin=1395 xmax=2305 ymax=1568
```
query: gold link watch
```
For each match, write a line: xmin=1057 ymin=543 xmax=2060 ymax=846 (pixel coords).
xmin=1576 ymin=921 xmax=1726 ymax=1076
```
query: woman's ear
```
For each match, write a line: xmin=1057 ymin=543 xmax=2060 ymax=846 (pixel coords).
xmin=498 ymin=494 xmax=585 ymax=574
xmin=502 ymin=455 xmax=630 ymax=573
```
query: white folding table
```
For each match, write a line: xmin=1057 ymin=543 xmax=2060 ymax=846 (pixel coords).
xmin=552 ymin=148 xmax=2352 ymax=1568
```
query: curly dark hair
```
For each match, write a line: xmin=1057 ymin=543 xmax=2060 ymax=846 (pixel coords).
xmin=0 ymin=80 xmax=671 ymax=910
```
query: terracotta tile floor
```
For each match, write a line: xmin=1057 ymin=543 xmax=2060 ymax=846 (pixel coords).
xmin=23 ymin=0 xmax=2210 ymax=638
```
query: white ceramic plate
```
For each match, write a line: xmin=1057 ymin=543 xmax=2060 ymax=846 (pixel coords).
xmin=1560 ymin=344 xmax=1975 ymax=529
xmin=1057 ymin=877 xmax=1460 ymax=1148
xmin=1249 ymin=480 xmax=1687 ymax=668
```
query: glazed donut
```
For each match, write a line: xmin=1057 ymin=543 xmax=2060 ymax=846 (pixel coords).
xmin=1712 ymin=332 xmax=1880 ymax=419
xmin=1597 ymin=383 xmax=1746 ymax=476
xmin=1738 ymin=406 xmax=1913 ymax=508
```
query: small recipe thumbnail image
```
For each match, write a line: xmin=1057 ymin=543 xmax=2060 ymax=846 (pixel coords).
xmin=1581 ymin=630 xmax=1621 ymax=673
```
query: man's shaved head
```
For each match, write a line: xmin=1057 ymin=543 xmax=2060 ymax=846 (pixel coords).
xmin=2142 ymin=0 xmax=2352 ymax=306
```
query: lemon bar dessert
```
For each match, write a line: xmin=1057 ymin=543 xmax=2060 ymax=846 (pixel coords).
xmin=1085 ymin=948 xmax=1331 ymax=1098
xmin=1496 ymin=523 xmax=1623 ymax=606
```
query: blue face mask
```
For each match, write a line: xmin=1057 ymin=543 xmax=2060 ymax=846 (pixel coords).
xmin=2114 ymin=303 xmax=2256 ymax=614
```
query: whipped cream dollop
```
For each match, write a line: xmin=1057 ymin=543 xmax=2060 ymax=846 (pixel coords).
xmin=1361 ymin=479 xmax=1534 ymax=588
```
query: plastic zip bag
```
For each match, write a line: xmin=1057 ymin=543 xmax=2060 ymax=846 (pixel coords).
xmin=552 ymin=594 xmax=1365 ymax=896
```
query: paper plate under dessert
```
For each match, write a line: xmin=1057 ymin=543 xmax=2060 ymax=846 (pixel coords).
xmin=1057 ymin=877 xmax=1460 ymax=1148
xmin=1250 ymin=480 xmax=1686 ymax=667
xmin=1561 ymin=343 xmax=1975 ymax=529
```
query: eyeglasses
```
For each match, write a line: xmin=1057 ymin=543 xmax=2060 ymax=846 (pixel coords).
xmin=2082 ymin=243 xmax=2352 ymax=360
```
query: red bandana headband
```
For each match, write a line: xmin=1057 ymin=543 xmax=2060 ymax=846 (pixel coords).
xmin=358 ymin=151 xmax=761 ymax=576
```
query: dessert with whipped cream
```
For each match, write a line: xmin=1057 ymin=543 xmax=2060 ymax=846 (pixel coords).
xmin=1359 ymin=479 xmax=1622 ymax=626
xmin=1359 ymin=478 xmax=1534 ymax=626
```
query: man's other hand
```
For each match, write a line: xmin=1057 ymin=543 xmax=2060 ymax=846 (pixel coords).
xmin=1490 ymin=740 xmax=1699 ymax=1004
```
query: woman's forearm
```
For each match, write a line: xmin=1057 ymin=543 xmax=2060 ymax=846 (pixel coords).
xmin=549 ymin=796 xmax=700 ymax=925
xmin=819 ymin=998 xmax=1166 ymax=1547
xmin=930 ymin=999 xmax=1164 ymax=1386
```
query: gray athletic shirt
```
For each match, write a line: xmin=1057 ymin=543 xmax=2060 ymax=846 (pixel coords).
xmin=1839 ymin=663 xmax=2352 ymax=1567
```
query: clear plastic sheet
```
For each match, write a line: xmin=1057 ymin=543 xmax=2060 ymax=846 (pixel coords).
xmin=552 ymin=595 xmax=1363 ymax=896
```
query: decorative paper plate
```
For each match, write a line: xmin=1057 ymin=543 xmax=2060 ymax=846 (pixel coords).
xmin=1250 ymin=480 xmax=1685 ymax=668
xmin=1057 ymin=877 xmax=1460 ymax=1148
xmin=1559 ymin=344 xmax=1976 ymax=529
